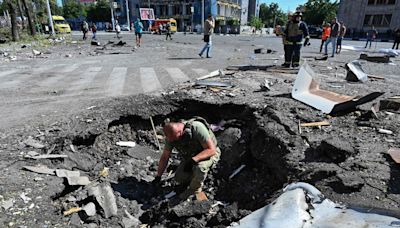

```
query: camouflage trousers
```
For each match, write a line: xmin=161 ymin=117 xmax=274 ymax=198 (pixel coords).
xmin=175 ymin=148 xmax=220 ymax=197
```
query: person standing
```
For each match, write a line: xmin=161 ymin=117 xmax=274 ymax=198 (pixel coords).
xmin=282 ymin=12 xmax=309 ymax=68
xmin=199 ymin=15 xmax=215 ymax=58
xmin=166 ymin=23 xmax=172 ymax=40
xmin=81 ymin=21 xmax=89 ymax=40
xmin=115 ymin=22 xmax=121 ymax=39
xmin=134 ymin=18 xmax=144 ymax=47
xmin=320 ymin=22 xmax=331 ymax=53
xmin=336 ymin=22 xmax=346 ymax=54
xmin=91 ymin=23 xmax=97 ymax=40
xmin=392 ymin=28 xmax=400 ymax=50
xmin=365 ymin=26 xmax=377 ymax=49
xmin=324 ymin=17 xmax=340 ymax=57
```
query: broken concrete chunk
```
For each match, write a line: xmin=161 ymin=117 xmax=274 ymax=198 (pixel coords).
xmin=88 ymin=183 xmax=117 ymax=218
xmin=24 ymin=137 xmax=45 ymax=149
xmin=82 ymin=202 xmax=96 ymax=217
xmin=1 ymin=198 xmax=14 ymax=210
xmin=66 ymin=176 xmax=91 ymax=186
xmin=378 ymin=129 xmax=393 ymax=135
xmin=23 ymin=165 xmax=55 ymax=175
xmin=32 ymin=49 xmax=41 ymax=56
xmin=91 ymin=41 xmax=101 ymax=46
xmin=55 ymin=169 xmax=80 ymax=178
xmin=26 ymin=151 xmax=40 ymax=157
xmin=122 ymin=210 xmax=140 ymax=228
xmin=172 ymin=201 xmax=212 ymax=217
xmin=388 ymin=148 xmax=400 ymax=164
xmin=336 ymin=172 xmax=365 ymax=191
xmin=292 ymin=63 xmax=383 ymax=114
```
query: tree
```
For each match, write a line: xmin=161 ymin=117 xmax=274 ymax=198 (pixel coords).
xmin=21 ymin=0 xmax=37 ymax=36
xmin=259 ymin=3 xmax=287 ymax=27
xmin=249 ymin=16 xmax=263 ymax=30
xmin=5 ymin=0 xmax=20 ymax=41
xmin=63 ymin=0 xmax=86 ymax=19
xmin=86 ymin=0 xmax=111 ymax=22
xmin=301 ymin=0 xmax=339 ymax=26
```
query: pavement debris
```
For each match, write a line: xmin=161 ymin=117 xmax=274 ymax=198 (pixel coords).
xmin=315 ymin=56 xmax=328 ymax=61
xmin=229 ymin=164 xmax=246 ymax=179
xmin=378 ymin=128 xmax=393 ymax=135
xmin=122 ymin=210 xmax=140 ymax=228
xmin=32 ymin=49 xmax=42 ymax=56
xmin=196 ymin=69 xmax=225 ymax=81
xmin=66 ymin=176 xmax=91 ymax=186
xmin=1 ymin=198 xmax=14 ymax=210
xmin=194 ymin=80 xmax=233 ymax=88
xmin=82 ymin=202 xmax=97 ymax=216
xmin=388 ymin=148 xmax=400 ymax=164
xmin=299 ymin=121 xmax=330 ymax=128
xmin=26 ymin=154 xmax=68 ymax=160
xmin=23 ymin=165 xmax=56 ymax=175
xmin=63 ymin=207 xmax=82 ymax=216
xmin=259 ymin=79 xmax=272 ymax=91
xmin=88 ymin=183 xmax=118 ymax=218
xmin=23 ymin=136 xmax=45 ymax=149
xmin=254 ymin=48 xmax=276 ymax=54
xmin=380 ymin=96 xmax=400 ymax=111
xmin=91 ymin=41 xmax=101 ymax=46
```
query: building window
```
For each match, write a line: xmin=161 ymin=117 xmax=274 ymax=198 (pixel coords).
xmin=364 ymin=14 xmax=392 ymax=27
xmin=368 ymin=0 xmax=375 ymax=4
xmin=364 ymin=15 xmax=372 ymax=25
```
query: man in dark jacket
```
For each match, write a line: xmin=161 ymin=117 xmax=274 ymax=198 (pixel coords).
xmin=282 ymin=11 xmax=309 ymax=68
xmin=393 ymin=28 xmax=400 ymax=50
xmin=324 ymin=17 xmax=340 ymax=57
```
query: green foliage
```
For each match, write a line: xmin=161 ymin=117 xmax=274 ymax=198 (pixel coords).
xmin=301 ymin=0 xmax=339 ymax=25
xmin=63 ymin=0 xmax=87 ymax=19
xmin=259 ymin=3 xmax=287 ymax=27
xmin=227 ymin=18 xmax=239 ymax=26
xmin=249 ymin=16 xmax=264 ymax=30
xmin=86 ymin=0 xmax=111 ymax=22
xmin=32 ymin=0 xmax=63 ymax=24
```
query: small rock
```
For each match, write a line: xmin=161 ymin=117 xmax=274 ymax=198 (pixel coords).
xmin=1 ymin=198 xmax=14 ymax=210
xmin=70 ymin=213 xmax=81 ymax=226
xmin=82 ymin=202 xmax=96 ymax=217
xmin=27 ymin=151 xmax=40 ymax=157
xmin=20 ymin=193 xmax=31 ymax=203
xmin=32 ymin=49 xmax=41 ymax=56
xmin=65 ymin=54 xmax=72 ymax=58
xmin=34 ymin=177 xmax=44 ymax=181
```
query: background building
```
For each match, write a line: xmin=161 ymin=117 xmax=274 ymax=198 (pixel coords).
xmin=338 ymin=0 xmax=400 ymax=38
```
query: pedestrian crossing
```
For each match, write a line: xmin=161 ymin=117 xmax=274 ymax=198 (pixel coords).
xmin=0 ymin=63 xmax=209 ymax=99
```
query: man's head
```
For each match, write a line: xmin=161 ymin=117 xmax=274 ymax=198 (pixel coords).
xmin=208 ymin=14 xmax=213 ymax=20
xmin=163 ymin=122 xmax=184 ymax=142
xmin=293 ymin=12 xmax=302 ymax=22
xmin=332 ymin=17 xmax=337 ymax=24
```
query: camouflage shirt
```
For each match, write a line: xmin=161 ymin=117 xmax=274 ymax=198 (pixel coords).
xmin=164 ymin=121 xmax=220 ymax=160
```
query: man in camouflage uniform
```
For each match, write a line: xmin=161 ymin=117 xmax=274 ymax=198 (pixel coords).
xmin=153 ymin=117 xmax=220 ymax=200
xmin=282 ymin=11 xmax=309 ymax=68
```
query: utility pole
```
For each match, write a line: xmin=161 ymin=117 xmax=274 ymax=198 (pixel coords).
xmin=201 ymin=0 xmax=204 ymax=32
xmin=45 ymin=0 xmax=54 ymax=35
xmin=125 ymin=0 xmax=130 ymax=30
xmin=110 ymin=1 xmax=115 ymax=30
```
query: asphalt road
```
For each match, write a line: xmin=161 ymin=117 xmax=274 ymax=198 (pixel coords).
xmin=0 ymin=32 xmax=396 ymax=130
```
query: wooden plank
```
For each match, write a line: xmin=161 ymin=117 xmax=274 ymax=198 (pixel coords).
xmin=300 ymin=121 xmax=330 ymax=127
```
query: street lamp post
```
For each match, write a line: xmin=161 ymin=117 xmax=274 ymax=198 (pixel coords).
xmin=45 ymin=0 xmax=54 ymax=35
xmin=110 ymin=1 xmax=115 ymax=31
xmin=125 ymin=0 xmax=130 ymax=30
xmin=201 ymin=0 xmax=204 ymax=32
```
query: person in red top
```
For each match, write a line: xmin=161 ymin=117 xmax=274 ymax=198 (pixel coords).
xmin=320 ymin=22 xmax=331 ymax=53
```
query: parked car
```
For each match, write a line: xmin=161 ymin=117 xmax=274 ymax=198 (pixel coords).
xmin=308 ymin=26 xmax=322 ymax=38
xmin=121 ymin=24 xmax=130 ymax=31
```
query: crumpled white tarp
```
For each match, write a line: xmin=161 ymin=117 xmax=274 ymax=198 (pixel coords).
xmin=378 ymin=48 xmax=400 ymax=57
xmin=233 ymin=182 xmax=400 ymax=228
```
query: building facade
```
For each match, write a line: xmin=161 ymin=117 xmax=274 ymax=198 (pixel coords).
xmin=338 ymin=0 xmax=400 ymax=35
xmin=114 ymin=0 xmax=241 ymax=31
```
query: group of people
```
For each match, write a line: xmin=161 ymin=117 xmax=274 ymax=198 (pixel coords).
xmin=320 ymin=18 xmax=346 ymax=57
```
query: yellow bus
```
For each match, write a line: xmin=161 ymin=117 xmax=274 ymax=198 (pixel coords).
xmin=52 ymin=16 xmax=71 ymax=34
xmin=151 ymin=18 xmax=177 ymax=34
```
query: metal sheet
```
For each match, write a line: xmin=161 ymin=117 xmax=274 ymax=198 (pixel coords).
xmin=292 ymin=63 xmax=383 ymax=114
xmin=346 ymin=60 xmax=368 ymax=82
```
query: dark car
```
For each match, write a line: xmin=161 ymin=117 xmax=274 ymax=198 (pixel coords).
xmin=308 ymin=26 xmax=322 ymax=38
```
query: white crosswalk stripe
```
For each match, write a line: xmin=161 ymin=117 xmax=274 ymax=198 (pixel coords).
xmin=165 ymin=67 xmax=190 ymax=83
xmin=66 ymin=67 xmax=102 ymax=93
xmin=192 ymin=68 xmax=209 ymax=76
xmin=140 ymin=67 xmax=162 ymax=93
xmin=106 ymin=67 xmax=128 ymax=96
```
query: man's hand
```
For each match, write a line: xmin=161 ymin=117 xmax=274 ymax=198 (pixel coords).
xmin=152 ymin=176 xmax=161 ymax=186
xmin=183 ymin=158 xmax=197 ymax=172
